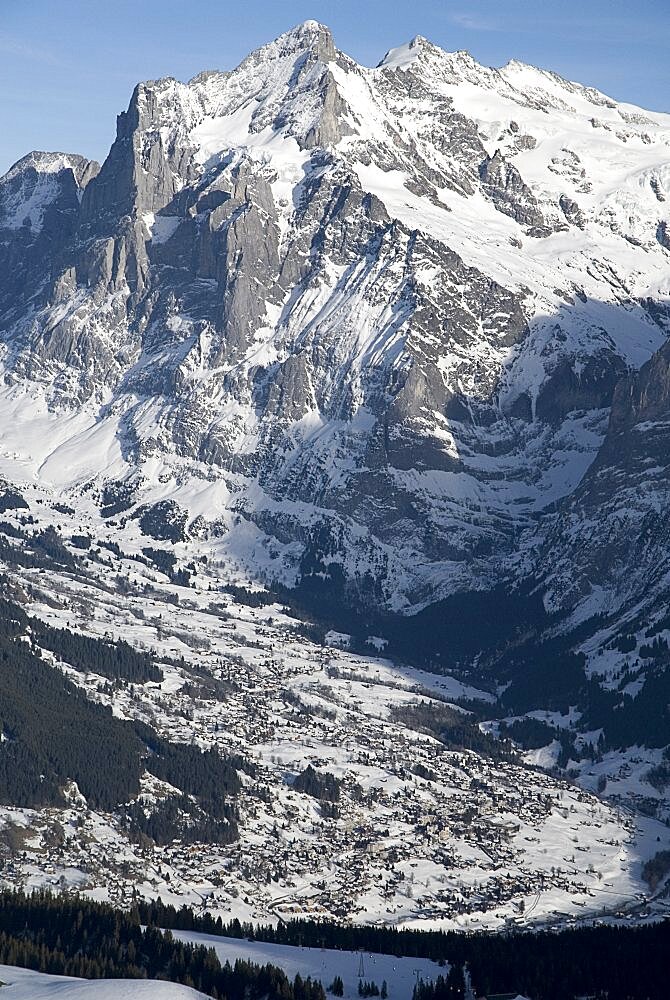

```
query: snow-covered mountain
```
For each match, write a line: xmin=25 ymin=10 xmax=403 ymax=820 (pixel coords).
xmin=3 ymin=20 xmax=670 ymax=615
xmin=0 ymin=21 xmax=670 ymax=928
xmin=4 ymin=23 xmax=670 ymax=879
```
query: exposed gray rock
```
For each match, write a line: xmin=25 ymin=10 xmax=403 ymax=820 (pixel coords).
xmin=535 ymin=354 xmax=628 ymax=424
xmin=478 ymin=149 xmax=550 ymax=232
xmin=559 ymin=193 xmax=586 ymax=228
xmin=539 ymin=338 xmax=670 ymax=616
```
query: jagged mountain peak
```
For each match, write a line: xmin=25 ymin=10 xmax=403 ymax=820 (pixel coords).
xmin=1 ymin=150 xmax=98 ymax=186
xmin=101 ymin=19 xmax=348 ymax=179
xmin=0 ymin=150 xmax=100 ymax=235
xmin=377 ymin=34 xmax=432 ymax=69
xmin=213 ymin=18 xmax=338 ymax=85
xmin=154 ymin=21 xmax=338 ymax=98
xmin=274 ymin=18 xmax=335 ymax=51
xmin=376 ymin=35 xmax=524 ymax=93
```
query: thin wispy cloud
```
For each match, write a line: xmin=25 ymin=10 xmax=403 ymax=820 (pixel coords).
xmin=448 ymin=12 xmax=503 ymax=32
xmin=0 ymin=88 xmax=96 ymax=108
xmin=447 ymin=8 xmax=664 ymax=42
xmin=0 ymin=33 xmax=63 ymax=67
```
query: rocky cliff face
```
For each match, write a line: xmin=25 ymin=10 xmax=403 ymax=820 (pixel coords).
xmin=2 ymin=21 xmax=670 ymax=617
xmin=540 ymin=337 xmax=670 ymax=617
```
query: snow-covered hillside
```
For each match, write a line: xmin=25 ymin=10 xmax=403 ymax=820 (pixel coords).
xmin=172 ymin=933 xmax=439 ymax=1000
xmin=0 ymin=482 xmax=666 ymax=930
xmin=0 ymin=964 xmax=207 ymax=998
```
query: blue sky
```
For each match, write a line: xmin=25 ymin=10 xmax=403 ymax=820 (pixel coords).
xmin=1 ymin=0 xmax=669 ymax=175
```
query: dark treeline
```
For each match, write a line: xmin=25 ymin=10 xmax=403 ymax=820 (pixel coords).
xmin=0 ymin=483 xmax=28 ymax=513
xmin=139 ymin=900 xmax=670 ymax=1000
xmin=139 ymin=731 xmax=244 ymax=811
xmin=294 ymin=765 xmax=341 ymax=802
xmin=123 ymin=795 xmax=239 ymax=846
xmin=0 ymin=521 xmax=78 ymax=571
xmin=222 ymin=583 xmax=282 ymax=607
xmin=500 ymin=717 xmax=557 ymax=749
xmin=0 ymin=527 xmax=75 ymax=571
xmin=413 ymin=968 xmax=464 ymax=1000
xmin=0 ymin=890 xmax=324 ymax=1000
xmin=32 ymin=525 xmax=77 ymax=567
xmin=0 ymin=594 xmax=242 ymax=840
xmin=100 ymin=480 xmax=137 ymax=518
xmin=583 ymin=667 xmax=670 ymax=748
xmin=642 ymin=850 xmax=670 ymax=891
xmin=142 ymin=546 xmax=177 ymax=577
xmin=137 ymin=500 xmax=188 ymax=543
xmin=0 ymin=603 xmax=144 ymax=809
xmin=389 ymin=701 xmax=511 ymax=760
xmin=31 ymin=621 xmax=162 ymax=683
xmin=125 ymin=727 xmax=245 ymax=845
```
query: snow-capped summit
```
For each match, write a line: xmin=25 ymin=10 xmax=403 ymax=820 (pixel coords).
xmin=0 ymin=150 xmax=98 ymax=230
xmin=2 ymin=150 xmax=97 ymax=183
xmin=377 ymin=35 xmax=428 ymax=69
xmin=276 ymin=18 xmax=335 ymax=51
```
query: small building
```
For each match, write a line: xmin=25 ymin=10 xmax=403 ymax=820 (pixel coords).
xmin=481 ymin=994 xmax=531 ymax=1000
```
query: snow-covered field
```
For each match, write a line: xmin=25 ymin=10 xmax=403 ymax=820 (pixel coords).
xmin=173 ymin=932 xmax=440 ymax=1000
xmin=0 ymin=964 xmax=207 ymax=998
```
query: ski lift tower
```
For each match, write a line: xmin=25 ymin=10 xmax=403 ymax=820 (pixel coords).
xmin=358 ymin=951 xmax=366 ymax=979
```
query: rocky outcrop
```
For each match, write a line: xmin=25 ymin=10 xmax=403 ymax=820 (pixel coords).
xmin=559 ymin=193 xmax=586 ymax=228
xmin=537 ymin=338 xmax=670 ymax=615
xmin=478 ymin=150 xmax=550 ymax=233
xmin=535 ymin=354 xmax=628 ymax=424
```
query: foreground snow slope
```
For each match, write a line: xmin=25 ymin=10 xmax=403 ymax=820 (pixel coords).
xmin=0 ymin=964 xmax=207 ymax=999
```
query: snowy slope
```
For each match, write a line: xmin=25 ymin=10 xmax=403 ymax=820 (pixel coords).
xmin=172 ymin=932 xmax=439 ymax=1000
xmin=0 ymin=483 xmax=666 ymax=931
xmin=0 ymin=965 xmax=206 ymax=999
